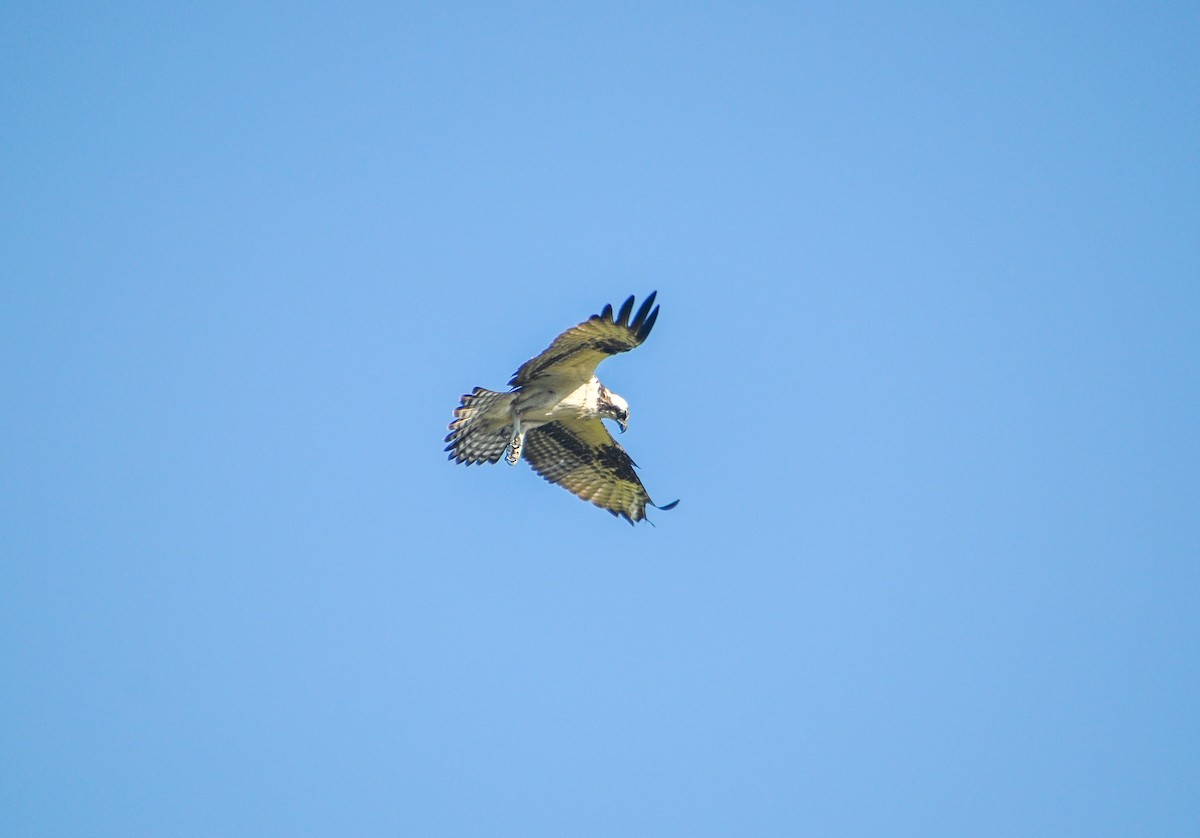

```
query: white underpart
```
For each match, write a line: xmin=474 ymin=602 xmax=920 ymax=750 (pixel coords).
xmin=504 ymin=376 xmax=625 ymax=465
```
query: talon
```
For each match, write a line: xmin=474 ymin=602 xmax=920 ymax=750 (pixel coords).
xmin=506 ymin=420 xmax=524 ymax=465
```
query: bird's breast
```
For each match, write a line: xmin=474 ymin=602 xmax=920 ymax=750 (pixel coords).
xmin=515 ymin=381 xmax=593 ymax=422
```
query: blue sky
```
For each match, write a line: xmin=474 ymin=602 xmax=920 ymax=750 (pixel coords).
xmin=2 ymin=3 xmax=1198 ymax=835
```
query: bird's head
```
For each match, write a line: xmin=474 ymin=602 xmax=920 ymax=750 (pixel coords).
xmin=606 ymin=391 xmax=630 ymax=433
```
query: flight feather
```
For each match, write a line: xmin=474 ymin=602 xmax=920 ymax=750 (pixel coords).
xmin=509 ymin=292 xmax=659 ymax=387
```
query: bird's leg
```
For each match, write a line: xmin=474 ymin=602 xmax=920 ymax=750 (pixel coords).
xmin=506 ymin=418 xmax=524 ymax=465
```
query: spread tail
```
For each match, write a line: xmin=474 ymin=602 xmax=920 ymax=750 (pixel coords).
xmin=444 ymin=388 xmax=518 ymax=465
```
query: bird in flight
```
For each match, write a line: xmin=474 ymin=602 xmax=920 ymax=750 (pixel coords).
xmin=445 ymin=292 xmax=677 ymax=524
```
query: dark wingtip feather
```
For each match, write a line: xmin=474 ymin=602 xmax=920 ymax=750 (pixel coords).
xmin=653 ymin=499 xmax=680 ymax=511
xmin=616 ymin=295 xmax=635 ymax=326
xmin=637 ymin=306 xmax=660 ymax=342
xmin=631 ymin=291 xmax=657 ymax=331
xmin=600 ymin=303 xmax=614 ymax=322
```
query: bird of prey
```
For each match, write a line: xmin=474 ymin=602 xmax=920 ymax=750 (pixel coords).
xmin=445 ymin=292 xmax=677 ymax=524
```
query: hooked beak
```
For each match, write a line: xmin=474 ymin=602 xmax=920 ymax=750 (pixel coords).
xmin=618 ymin=418 xmax=628 ymax=434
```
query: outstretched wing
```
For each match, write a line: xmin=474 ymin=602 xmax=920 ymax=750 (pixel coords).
xmin=509 ymin=292 xmax=660 ymax=387
xmin=522 ymin=418 xmax=677 ymax=524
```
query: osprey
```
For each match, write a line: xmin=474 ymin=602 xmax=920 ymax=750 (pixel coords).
xmin=445 ymin=292 xmax=678 ymax=524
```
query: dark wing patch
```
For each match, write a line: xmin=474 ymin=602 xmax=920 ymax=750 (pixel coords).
xmin=509 ymin=292 xmax=660 ymax=387
xmin=523 ymin=418 xmax=667 ymax=524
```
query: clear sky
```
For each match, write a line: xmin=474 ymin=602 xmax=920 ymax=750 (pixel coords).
xmin=3 ymin=3 xmax=1198 ymax=835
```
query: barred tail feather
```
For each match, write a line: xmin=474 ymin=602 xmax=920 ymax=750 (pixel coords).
xmin=444 ymin=387 xmax=517 ymax=465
